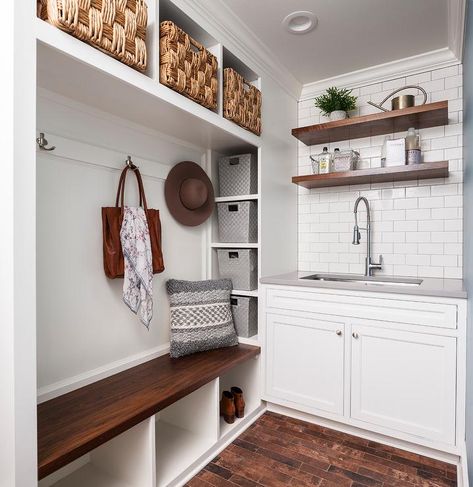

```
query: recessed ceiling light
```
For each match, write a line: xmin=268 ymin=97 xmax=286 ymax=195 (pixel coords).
xmin=282 ymin=11 xmax=318 ymax=35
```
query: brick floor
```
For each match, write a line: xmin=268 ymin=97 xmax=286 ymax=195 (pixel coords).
xmin=186 ymin=412 xmax=457 ymax=487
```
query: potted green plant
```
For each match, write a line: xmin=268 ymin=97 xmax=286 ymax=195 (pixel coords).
xmin=314 ymin=86 xmax=357 ymax=121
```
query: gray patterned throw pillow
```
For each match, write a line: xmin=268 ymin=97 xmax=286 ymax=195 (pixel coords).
xmin=166 ymin=279 xmax=239 ymax=358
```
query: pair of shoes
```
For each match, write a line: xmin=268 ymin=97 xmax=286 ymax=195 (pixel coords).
xmin=220 ymin=387 xmax=245 ymax=424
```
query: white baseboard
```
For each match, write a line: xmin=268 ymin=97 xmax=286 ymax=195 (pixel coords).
xmin=267 ymin=402 xmax=460 ymax=466
xmin=459 ymin=441 xmax=470 ymax=487
xmin=37 ymin=343 xmax=170 ymax=403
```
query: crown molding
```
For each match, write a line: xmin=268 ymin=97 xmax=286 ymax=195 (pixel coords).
xmin=300 ymin=48 xmax=459 ymax=100
xmin=170 ymin=0 xmax=302 ymax=100
xmin=448 ymin=0 xmax=467 ymax=61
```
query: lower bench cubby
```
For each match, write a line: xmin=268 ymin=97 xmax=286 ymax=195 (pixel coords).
xmin=219 ymin=355 xmax=261 ymax=438
xmin=39 ymin=418 xmax=155 ymax=487
xmin=155 ymin=380 xmax=219 ymax=487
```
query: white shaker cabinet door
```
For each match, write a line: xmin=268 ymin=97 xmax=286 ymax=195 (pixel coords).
xmin=266 ymin=313 xmax=345 ymax=415
xmin=350 ymin=324 xmax=456 ymax=445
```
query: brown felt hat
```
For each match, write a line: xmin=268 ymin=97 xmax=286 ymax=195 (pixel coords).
xmin=165 ymin=161 xmax=214 ymax=226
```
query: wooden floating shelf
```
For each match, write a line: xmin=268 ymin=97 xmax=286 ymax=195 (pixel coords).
xmin=292 ymin=161 xmax=449 ymax=189
xmin=292 ymin=101 xmax=449 ymax=146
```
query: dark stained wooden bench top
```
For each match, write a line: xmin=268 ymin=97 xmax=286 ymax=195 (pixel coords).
xmin=37 ymin=344 xmax=260 ymax=479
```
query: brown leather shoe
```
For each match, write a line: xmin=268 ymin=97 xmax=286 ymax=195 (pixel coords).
xmin=220 ymin=391 xmax=236 ymax=424
xmin=231 ymin=387 xmax=245 ymax=418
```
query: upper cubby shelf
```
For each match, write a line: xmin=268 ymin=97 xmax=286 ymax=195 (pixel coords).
xmin=35 ymin=18 xmax=260 ymax=153
xmin=292 ymin=101 xmax=449 ymax=146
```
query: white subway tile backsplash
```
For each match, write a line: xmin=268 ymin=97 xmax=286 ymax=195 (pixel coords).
xmin=394 ymin=199 xmax=418 ymax=210
xmin=418 ymin=197 xmax=445 ymax=209
xmin=297 ymin=66 xmax=463 ymax=278
xmin=418 ymin=243 xmax=444 ymax=255
xmin=430 ymin=135 xmax=459 ymax=150
xmin=432 ymin=65 xmax=459 ymax=79
xmin=405 ymin=209 xmax=431 ymax=220
xmin=405 ymin=186 xmax=431 ymax=198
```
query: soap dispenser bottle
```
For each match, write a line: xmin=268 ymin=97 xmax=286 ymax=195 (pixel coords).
xmin=405 ymin=127 xmax=421 ymax=165
xmin=318 ymin=147 xmax=332 ymax=174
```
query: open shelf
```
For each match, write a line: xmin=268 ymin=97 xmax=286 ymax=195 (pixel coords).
xmin=232 ymin=289 xmax=259 ymax=297
xmin=219 ymin=358 xmax=261 ymax=439
xmin=40 ymin=419 xmax=155 ymax=487
xmin=211 ymin=242 xmax=259 ymax=248
xmin=292 ymin=161 xmax=449 ymax=189
xmin=155 ymin=422 xmax=214 ymax=487
xmin=155 ymin=381 xmax=218 ymax=487
xmin=215 ymin=194 xmax=259 ymax=203
xmin=292 ymin=101 xmax=449 ymax=146
xmin=36 ymin=19 xmax=260 ymax=152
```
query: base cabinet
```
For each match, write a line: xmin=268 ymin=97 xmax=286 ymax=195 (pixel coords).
xmin=266 ymin=313 xmax=344 ymax=415
xmin=350 ymin=324 xmax=456 ymax=444
xmin=263 ymin=285 xmax=465 ymax=450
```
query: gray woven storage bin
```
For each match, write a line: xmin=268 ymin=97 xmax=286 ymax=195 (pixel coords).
xmin=231 ymin=296 xmax=258 ymax=338
xmin=217 ymin=201 xmax=257 ymax=243
xmin=217 ymin=249 xmax=258 ymax=291
xmin=218 ymin=154 xmax=257 ymax=196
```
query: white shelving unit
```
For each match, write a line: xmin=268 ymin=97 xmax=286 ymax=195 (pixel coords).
xmin=207 ymin=146 xmax=261 ymax=342
xmin=28 ymin=0 xmax=296 ymax=485
xmin=35 ymin=18 xmax=260 ymax=153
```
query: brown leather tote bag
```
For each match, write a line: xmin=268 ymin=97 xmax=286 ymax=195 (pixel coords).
xmin=102 ymin=166 xmax=165 ymax=279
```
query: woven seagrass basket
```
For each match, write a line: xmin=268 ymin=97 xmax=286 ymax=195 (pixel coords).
xmin=224 ymin=68 xmax=262 ymax=136
xmin=37 ymin=0 xmax=148 ymax=72
xmin=160 ymin=21 xmax=218 ymax=110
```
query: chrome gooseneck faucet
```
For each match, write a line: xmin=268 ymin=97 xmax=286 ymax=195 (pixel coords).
xmin=353 ymin=196 xmax=382 ymax=277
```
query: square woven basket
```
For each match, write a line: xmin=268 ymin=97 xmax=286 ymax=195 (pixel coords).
xmin=37 ymin=0 xmax=148 ymax=72
xmin=160 ymin=21 xmax=218 ymax=110
xmin=224 ymin=68 xmax=262 ymax=136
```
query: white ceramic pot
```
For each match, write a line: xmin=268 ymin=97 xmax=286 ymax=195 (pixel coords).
xmin=329 ymin=110 xmax=347 ymax=121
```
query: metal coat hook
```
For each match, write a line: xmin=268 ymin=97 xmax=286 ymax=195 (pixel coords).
xmin=36 ymin=133 xmax=56 ymax=151
xmin=126 ymin=155 xmax=139 ymax=171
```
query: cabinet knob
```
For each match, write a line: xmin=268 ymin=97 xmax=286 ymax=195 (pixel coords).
xmin=352 ymin=332 xmax=359 ymax=339
xmin=336 ymin=330 xmax=342 ymax=336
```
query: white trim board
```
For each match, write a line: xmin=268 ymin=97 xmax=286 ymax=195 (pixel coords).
xmin=300 ymin=48 xmax=460 ymax=100
xmin=449 ymin=0 xmax=467 ymax=61
xmin=36 ymin=131 xmax=171 ymax=182
xmin=267 ymin=402 xmax=461 ymax=466
xmin=37 ymin=343 xmax=170 ymax=403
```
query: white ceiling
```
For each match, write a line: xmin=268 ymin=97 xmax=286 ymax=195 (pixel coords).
xmin=224 ymin=0 xmax=448 ymax=85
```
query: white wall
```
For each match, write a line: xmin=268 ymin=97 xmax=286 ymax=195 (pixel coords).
xmin=297 ymin=65 xmax=463 ymax=279
xmin=462 ymin=0 xmax=473 ymax=481
xmin=36 ymin=92 xmax=205 ymax=394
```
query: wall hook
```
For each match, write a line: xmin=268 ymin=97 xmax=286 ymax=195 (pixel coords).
xmin=126 ymin=155 xmax=139 ymax=171
xmin=36 ymin=133 xmax=56 ymax=151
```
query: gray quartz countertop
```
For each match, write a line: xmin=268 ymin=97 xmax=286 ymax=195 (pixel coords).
xmin=260 ymin=271 xmax=467 ymax=299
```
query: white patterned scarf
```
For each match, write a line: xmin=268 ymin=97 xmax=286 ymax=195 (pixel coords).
xmin=120 ymin=206 xmax=153 ymax=328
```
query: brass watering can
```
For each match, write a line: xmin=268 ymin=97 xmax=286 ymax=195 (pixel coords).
xmin=368 ymin=85 xmax=428 ymax=112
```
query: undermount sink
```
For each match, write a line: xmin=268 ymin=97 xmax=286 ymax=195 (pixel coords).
xmin=301 ymin=273 xmax=423 ymax=287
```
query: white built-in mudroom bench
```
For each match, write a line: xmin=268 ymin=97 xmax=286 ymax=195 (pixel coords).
xmin=38 ymin=344 xmax=262 ymax=487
